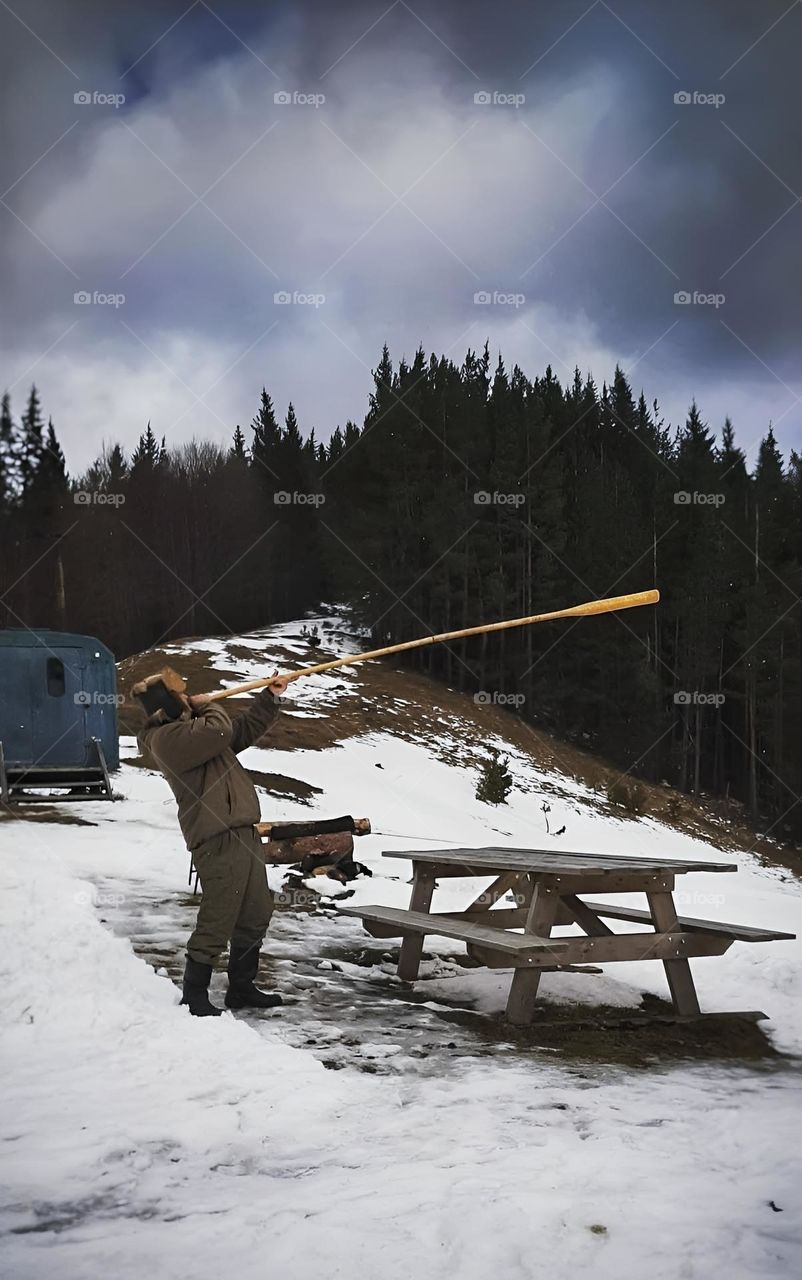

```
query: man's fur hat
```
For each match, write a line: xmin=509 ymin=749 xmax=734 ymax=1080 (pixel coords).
xmin=131 ymin=666 xmax=187 ymax=720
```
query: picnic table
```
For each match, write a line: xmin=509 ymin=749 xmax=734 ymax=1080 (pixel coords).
xmin=338 ymin=846 xmax=794 ymax=1025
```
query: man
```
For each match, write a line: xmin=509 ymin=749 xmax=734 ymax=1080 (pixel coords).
xmin=134 ymin=666 xmax=290 ymax=1017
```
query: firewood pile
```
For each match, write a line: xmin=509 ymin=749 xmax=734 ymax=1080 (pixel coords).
xmin=256 ymin=814 xmax=372 ymax=884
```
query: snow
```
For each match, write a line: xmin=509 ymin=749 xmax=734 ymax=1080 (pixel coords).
xmin=2 ymin=612 xmax=802 ymax=1277
xmin=160 ymin=606 xmax=365 ymax=715
xmin=2 ymin=841 xmax=800 ymax=1279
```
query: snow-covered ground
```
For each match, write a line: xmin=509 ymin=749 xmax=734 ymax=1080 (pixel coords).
xmin=2 ymin=614 xmax=801 ymax=1278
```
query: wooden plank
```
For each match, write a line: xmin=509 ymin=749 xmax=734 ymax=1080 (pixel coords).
xmin=411 ymin=867 xmax=673 ymax=891
xmin=464 ymin=871 xmax=523 ymax=914
xmin=470 ymin=931 xmax=733 ymax=969
xmin=647 ymin=891 xmax=701 ymax=1015
xmin=406 ymin=860 xmax=677 ymax=895
xmin=506 ymin=876 xmax=560 ymax=1025
xmin=575 ymin=901 xmax=796 ymax=942
xmin=551 ymin=873 xmax=675 ymax=894
xmin=384 ymin=847 xmax=737 ymax=874
xmin=560 ymin=893 xmax=616 ymax=936
xmin=435 ymin=906 xmax=532 ymax=928
xmin=398 ymin=866 xmax=436 ymax=981
xmin=484 ymin=845 xmax=736 ymax=870
xmin=336 ymin=904 xmax=568 ymax=954
xmin=526 ymin=1010 xmax=769 ymax=1031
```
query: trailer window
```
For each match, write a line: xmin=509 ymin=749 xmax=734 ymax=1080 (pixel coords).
xmin=46 ymin=657 xmax=66 ymax=697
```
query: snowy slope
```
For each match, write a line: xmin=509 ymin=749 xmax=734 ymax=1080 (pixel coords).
xmin=2 ymin=611 xmax=801 ymax=1278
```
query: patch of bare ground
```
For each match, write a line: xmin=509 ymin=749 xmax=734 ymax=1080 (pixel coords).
xmin=0 ymin=805 xmax=97 ymax=826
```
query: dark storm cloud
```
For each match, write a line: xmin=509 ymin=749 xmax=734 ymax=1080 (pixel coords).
xmin=1 ymin=0 xmax=799 ymax=468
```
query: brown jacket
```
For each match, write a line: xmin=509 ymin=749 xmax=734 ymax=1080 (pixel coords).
xmin=138 ymin=691 xmax=279 ymax=851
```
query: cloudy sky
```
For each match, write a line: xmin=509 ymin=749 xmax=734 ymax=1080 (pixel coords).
xmin=1 ymin=0 xmax=800 ymax=470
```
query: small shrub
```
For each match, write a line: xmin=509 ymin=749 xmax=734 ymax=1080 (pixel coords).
xmin=476 ymin=749 xmax=513 ymax=805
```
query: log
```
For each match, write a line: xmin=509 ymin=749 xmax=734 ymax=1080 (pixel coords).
xmin=260 ymin=831 xmax=355 ymax=864
xmin=255 ymin=815 xmax=370 ymax=839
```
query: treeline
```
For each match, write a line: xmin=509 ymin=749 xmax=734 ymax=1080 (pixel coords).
xmin=1 ymin=345 xmax=800 ymax=839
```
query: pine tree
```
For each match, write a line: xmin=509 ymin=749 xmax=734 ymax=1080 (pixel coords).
xmin=0 ymin=391 xmax=18 ymax=511
xmin=250 ymin=389 xmax=282 ymax=482
xmin=476 ymin=749 xmax=514 ymax=804
xmin=19 ymin=386 xmax=45 ymax=492
xmin=230 ymin=424 xmax=248 ymax=462
xmin=130 ymin=422 xmax=160 ymax=473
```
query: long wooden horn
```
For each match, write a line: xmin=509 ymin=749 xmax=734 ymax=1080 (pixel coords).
xmin=205 ymin=588 xmax=659 ymax=702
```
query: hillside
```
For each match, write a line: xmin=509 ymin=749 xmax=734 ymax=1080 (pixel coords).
xmin=118 ymin=606 xmax=800 ymax=872
xmin=1 ymin=607 xmax=801 ymax=1279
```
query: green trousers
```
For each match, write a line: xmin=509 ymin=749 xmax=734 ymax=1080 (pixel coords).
xmin=187 ymin=826 xmax=275 ymax=966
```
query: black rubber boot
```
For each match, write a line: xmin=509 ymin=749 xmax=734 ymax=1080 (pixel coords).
xmin=225 ymin=943 xmax=283 ymax=1010
xmin=181 ymin=956 xmax=222 ymax=1017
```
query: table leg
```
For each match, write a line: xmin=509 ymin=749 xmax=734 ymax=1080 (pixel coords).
xmin=397 ymin=864 xmax=436 ymax=982
xmin=646 ymin=890 xmax=701 ymax=1016
xmin=506 ymin=875 xmax=559 ymax=1025
xmin=464 ymin=871 xmax=523 ymax=915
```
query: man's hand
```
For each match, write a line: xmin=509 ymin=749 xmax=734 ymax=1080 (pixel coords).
xmin=267 ymin=673 xmax=291 ymax=697
xmin=188 ymin=692 xmax=212 ymax=710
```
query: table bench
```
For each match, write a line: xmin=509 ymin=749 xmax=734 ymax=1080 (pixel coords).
xmin=338 ymin=846 xmax=795 ymax=1025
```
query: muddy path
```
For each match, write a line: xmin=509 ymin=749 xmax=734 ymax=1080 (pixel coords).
xmin=86 ymin=870 xmax=785 ymax=1074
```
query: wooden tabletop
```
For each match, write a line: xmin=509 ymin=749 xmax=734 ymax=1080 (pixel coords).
xmin=382 ymin=846 xmax=737 ymax=875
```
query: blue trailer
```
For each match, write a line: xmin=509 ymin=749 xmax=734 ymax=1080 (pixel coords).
xmin=0 ymin=629 xmax=118 ymax=802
